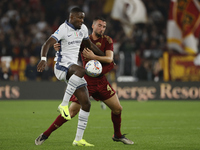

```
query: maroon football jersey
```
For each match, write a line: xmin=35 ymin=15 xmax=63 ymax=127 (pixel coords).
xmin=70 ymin=35 xmax=116 ymax=103
xmin=80 ymin=35 xmax=114 ymax=76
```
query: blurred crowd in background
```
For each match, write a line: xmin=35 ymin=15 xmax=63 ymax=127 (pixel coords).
xmin=0 ymin=0 xmax=179 ymax=82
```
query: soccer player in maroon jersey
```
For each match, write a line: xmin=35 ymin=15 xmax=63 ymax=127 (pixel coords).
xmin=35 ymin=16 xmax=134 ymax=146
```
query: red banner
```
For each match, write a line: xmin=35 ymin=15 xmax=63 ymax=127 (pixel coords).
xmin=163 ymin=52 xmax=200 ymax=81
xmin=167 ymin=0 xmax=200 ymax=54
xmin=175 ymin=0 xmax=200 ymax=37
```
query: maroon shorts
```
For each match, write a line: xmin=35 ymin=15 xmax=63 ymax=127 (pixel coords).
xmin=70 ymin=75 xmax=116 ymax=104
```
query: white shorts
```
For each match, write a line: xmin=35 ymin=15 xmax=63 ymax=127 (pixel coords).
xmin=54 ymin=62 xmax=73 ymax=82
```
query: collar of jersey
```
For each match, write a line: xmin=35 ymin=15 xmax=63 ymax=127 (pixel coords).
xmin=65 ymin=20 xmax=78 ymax=30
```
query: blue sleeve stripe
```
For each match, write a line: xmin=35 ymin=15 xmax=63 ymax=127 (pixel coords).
xmin=56 ymin=40 xmax=62 ymax=62
xmin=83 ymin=37 xmax=89 ymax=40
xmin=51 ymin=35 xmax=59 ymax=42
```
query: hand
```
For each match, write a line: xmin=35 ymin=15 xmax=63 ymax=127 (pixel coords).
xmin=82 ymin=48 xmax=95 ymax=60
xmin=54 ymin=43 xmax=61 ymax=51
xmin=37 ymin=60 xmax=47 ymax=72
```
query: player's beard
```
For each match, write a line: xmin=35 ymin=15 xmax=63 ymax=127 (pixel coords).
xmin=95 ymin=31 xmax=102 ymax=38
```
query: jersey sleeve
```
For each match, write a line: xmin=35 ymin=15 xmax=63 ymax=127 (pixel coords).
xmin=51 ymin=23 xmax=65 ymax=42
xmin=101 ymin=36 xmax=114 ymax=74
xmin=101 ymin=62 xmax=114 ymax=75
xmin=104 ymin=35 xmax=114 ymax=52
xmin=82 ymin=24 xmax=89 ymax=40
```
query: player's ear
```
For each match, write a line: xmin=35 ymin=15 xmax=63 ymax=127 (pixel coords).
xmin=69 ymin=13 xmax=74 ymax=21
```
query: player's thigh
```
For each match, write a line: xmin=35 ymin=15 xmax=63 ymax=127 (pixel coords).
xmin=103 ymin=94 xmax=122 ymax=114
xmin=54 ymin=64 xmax=68 ymax=81
xmin=54 ymin=63 xmax=86 ymax=81
xmin=67 ymin=64 xmax=86 ymax=79
xmin=74 ymin=86 xmax=90 ymax=106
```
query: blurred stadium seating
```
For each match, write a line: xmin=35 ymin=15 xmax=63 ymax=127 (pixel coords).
xmin=0 ymin=0 xmax=199 ymax=82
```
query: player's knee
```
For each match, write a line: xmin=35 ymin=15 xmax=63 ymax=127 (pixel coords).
xmin=77 ymin=77 xmax=87 ymax=88
xmin=85 ymin=100 xmax=91 ymax=108
xmin=75 ymin=67 xmax=86 ymax=77
xmin=112 ymin=105 xmax=122 ymax=115
xmin=81 ymin=100 xmax=91 ymax=111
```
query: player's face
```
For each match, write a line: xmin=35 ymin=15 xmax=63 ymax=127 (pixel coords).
xmin=92 ymin=20 xmax=106 ymax=37
xmin=71 ymin=12 xmax=85 ymax=29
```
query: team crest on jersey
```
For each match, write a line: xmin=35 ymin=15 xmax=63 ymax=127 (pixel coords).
xmin=96 ymin=42 xmax=101 ymax=47
xmin=79 ymin=32 xmax=83 ymax=37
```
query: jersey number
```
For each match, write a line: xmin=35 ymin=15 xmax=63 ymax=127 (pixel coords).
xmin=107 ymin=84 xmax=114 ymax=95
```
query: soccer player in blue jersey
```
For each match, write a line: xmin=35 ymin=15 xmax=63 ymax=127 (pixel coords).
xmin=36 ymin=7 xmax=104 ymax=146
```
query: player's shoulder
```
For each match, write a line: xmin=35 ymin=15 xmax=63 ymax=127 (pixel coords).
xmin=81 ymin=24 xmax=88 ymax=31
xmin=102 ymin=35 xmax=113 ymax=44
xmin=58 ymin=22 xmax=68 ymax=31
xmin=60 ymin=21 xmax=67 ymax=27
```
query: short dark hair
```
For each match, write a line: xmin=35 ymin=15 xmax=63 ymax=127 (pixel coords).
xmin=93 ymin=16 xmax=106 ymax=22
xmin=70 ymin=7 xmax=84 ymax=13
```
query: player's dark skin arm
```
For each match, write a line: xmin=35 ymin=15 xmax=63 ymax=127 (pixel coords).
xmin=37 ymin=37 xmax=57 ymax=72
xmin=82 ymin=38 xmax=105 ymax=56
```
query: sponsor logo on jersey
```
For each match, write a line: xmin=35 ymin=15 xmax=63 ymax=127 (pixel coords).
xmin=55 ymin=29 xmax=59 ymax=34
xmin=68 ymin=40 xmax=82 ymax=45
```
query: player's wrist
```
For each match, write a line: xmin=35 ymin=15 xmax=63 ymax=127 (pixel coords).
xmin=41 ymin=56 xmax=47 ymax=61
xmin=92 ymin=55 xmax=97 ymax=60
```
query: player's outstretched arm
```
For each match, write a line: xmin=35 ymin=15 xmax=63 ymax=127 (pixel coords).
xmin=82 ymin=38 xmax=104 ymax=56
xmin=83 ymin=48 xmax=113 ymax=64
xmin=37 ymin=37 xmax=57 ymax=72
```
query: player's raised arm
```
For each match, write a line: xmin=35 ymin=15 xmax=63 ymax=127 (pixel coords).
xmin=82 ymin=38 xmax=105 ymax=56
xmin=37 ymin=37 xmax=57 ymax=72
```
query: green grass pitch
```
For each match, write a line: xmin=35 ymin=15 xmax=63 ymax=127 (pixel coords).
xmin=0 ymin=100 xmax=200 ymax=150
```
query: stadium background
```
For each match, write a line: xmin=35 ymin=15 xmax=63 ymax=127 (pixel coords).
xmin=0 ymin=0 xmax=200 ymax=100
xmin=1 ymin=1 xmax=200 ymax=150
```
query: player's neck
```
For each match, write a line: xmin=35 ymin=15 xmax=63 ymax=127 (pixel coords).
xmin=91 ymin=33 xmax=100 ymax=40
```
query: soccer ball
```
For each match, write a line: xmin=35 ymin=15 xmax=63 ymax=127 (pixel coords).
xmin=85 ymin=60 xmax=102 ymax=77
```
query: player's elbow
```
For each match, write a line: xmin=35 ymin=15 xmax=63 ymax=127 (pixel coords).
xmin=107 ymin=58 xmax=113 ymax=64
xmin=104 ymin=56 xmax=113 ymax=64
xmin=42 ymin=41 xmax=50 ymax=50
xmin=100 ymin=59 xmax=113 ymax=64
